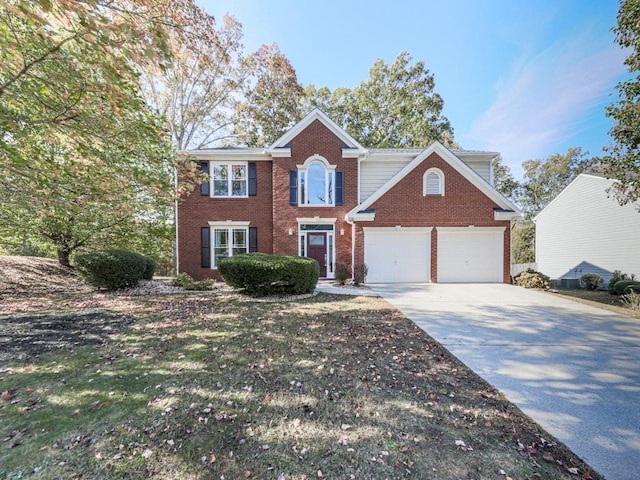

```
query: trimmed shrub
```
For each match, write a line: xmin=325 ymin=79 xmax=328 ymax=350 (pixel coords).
xmin=75 ymin=249 xmax=147 ymax=290
xmin=218 ymin=253 xmax=319 ymax=296
xmin=581 ymin=273 xmax=603 ymax=291
xmin=353 ymin=262 xmax=369 ymax=286
xmin=611 ymin=280 xmax=640 ymax=296
xmin=335 ymin=262 xmax=351 ymax=286
xmin=142 ymin=256 xmax=157 ymax=280
xmin=608 ymin=270 xmax=636 ymax=293
xmin=514 ymin=269 xmax=550 ymax=289
xmin=171 ymin=273 xmax=215 ymax=291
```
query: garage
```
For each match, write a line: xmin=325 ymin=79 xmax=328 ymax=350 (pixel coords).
xmin=364 ymin=227 xmax=431 ymax=283
xmin=437 ymin=227 xmax=504 ymax=283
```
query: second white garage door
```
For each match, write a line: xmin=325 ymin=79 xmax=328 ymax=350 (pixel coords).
xmin=364 ymin=227 xmax=431 ymax=283
xmin=437 ymin=227 xmax=504 ymax=283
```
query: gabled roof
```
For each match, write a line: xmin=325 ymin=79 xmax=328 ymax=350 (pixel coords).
xmin=534 ymin=174 xmax=614 ymax=222
xmin=267 ymin=108 xmax=366 ymax=154
xmin=347 ymin=141 xmax=521 ymax=220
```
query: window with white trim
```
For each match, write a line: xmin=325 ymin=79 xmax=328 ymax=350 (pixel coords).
xmin=423 ymin=168 xmax=445 ymax=196
xmin=213 ymin=227 xmax=247 ymax=267
xmin=300 ymin=161 xmax=335 ymax=206
xmin=212 ymin=162 xmax=247 ymax=197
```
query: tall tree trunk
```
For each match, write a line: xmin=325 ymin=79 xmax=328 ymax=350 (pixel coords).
xmin=57 ymin=247 xmax=72 ymax=267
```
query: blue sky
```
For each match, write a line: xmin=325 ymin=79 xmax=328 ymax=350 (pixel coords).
xmin=198 ymin=0 xmax=628 ymax=179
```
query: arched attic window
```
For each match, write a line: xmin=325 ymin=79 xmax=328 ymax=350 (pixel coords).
xmin=423 ymin=168 xmax=445 ymax=196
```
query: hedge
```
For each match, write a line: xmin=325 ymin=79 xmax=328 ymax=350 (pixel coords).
xmin=218 ymin=253 xmax=319 ymax=296
xmin=611 ymin=279 xmax=640 ymax=296
xmin=75 ymin=249 xmax=148 ymax=290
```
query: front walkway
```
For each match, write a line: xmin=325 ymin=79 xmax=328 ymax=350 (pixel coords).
xmin=315 ymin=280 xmax=379 ymax=297
xmin=370 ymin=283 xmax=640 ymax=480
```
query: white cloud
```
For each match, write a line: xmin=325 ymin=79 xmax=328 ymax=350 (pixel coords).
xmin=466 ymin=38 xmax=627 ymax=179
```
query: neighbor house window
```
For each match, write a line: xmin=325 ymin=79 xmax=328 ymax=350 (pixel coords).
xmin=292 ymin=155 xmax=343 ymax=206
xmin=212 ymin=162 xmax=247 ymax=197
xmin=423 ymin=167 xmax=445 ymax=196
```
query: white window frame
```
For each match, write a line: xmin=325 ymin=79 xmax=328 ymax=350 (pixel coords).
xmin=210 ymin=161 xmax=248 ymax=198
xmin=297 ymin=155 xmax=336 ymax=207
xmin=423 ymin=167 xmax=445 ymax=196
xmin=208 ymin=221 xmax=250 ymax=268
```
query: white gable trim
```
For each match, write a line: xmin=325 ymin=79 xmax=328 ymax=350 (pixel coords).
xmin=347 ymin=142 xmax=521 ymax=219
xmin=267 ymin=108 xmax=366 ymax=155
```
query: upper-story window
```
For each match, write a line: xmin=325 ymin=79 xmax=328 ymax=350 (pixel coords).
xmin=200 ymin=161 xmax=256 ymax=198
xmin=292 ymin=155 xmax=343 ymax=207
xmin=301 ymin=161 xmax=335 ymax=205
xmin=423 ymin=167 xmax=445 ymax=196
xmin=213 ymin=162 xmax=247 ymax=197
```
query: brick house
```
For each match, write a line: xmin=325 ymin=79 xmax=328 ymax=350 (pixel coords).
xmin=177 ymin=109 xmax=521 ymax=283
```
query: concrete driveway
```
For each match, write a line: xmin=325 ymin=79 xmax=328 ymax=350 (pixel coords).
xmin=370 ymin=283 xmax=640 ymax=480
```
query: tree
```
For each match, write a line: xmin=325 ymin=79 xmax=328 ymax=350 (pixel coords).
xmin=605 ymin=0 xmax=640 ymax=204
xmin=142 ymin=14 xmax=245 ymax=150
xmin=519 ymin=147 xmax=590 ymax=218
xmin=511 ymin=221 xmax=536 ymax=264
xmin=0 ymin=0 xmax=209 ymax=265
xmin=234 ymin=44 xmax=305 ymax=146
xmin=305 ymin=51 xmax=455 ymax=148
xmin=492 ymin=157 xmax=521 ymax=202
xmin=0 ymin=112 xmax=176 ymax=266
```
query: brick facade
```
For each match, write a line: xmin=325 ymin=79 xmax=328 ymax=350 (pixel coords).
xmin=353 ymin=152 xmax=512 ymax=282
xmin=177 ymin=161 xmax=273 ymax=280
xmin=177 ymin=111 xmax=516 ymax=283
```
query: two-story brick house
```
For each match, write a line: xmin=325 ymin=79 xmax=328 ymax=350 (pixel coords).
xmin=177 ymin=109 xmax=521 ymax=283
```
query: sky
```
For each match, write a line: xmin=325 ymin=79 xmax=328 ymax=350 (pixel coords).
xmin=198 ymin=0 xmax=629 ymax=179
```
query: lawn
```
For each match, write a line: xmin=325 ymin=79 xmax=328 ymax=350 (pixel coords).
xmin=0 ymin=258 xmax=599 ymax=480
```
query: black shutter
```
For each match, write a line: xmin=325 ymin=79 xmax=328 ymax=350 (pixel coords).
xmin=201 ymin=227 xmax=211 ymax=268
xmin=248 ymin=162 xmax=257 ymax=196
xmin=249 ymin=227 xmax=258 ymax=252
xmin=289 ymin=170 xmax=298 ymax=205
xmin=199 ymin=162 xmax=209 ymax=196
xmin=335 ymin=170 xmax=344 ymax=206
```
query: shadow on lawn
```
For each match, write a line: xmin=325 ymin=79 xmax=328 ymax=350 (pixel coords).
xmin=0 ymin=293 xmax=599 ymax=480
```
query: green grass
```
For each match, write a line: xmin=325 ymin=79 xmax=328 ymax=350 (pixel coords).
xmin=1 ymin=292 xmax=600 ymax=480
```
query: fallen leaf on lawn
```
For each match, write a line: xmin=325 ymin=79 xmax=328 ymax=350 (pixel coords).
xmin=209 ymin=453 xmax=216 ymax=464
xmin=582 ymin=472 xmax=592 ymax=480
xmin=455 ymin=440 xmax=466 ymax=447
xmin=567 ymin=467 xmax=579 ymax=475
xmin=142 ymin=448 xmax=153 ymax=459
xmin=341 ymin=424 xmax=352 ymax=430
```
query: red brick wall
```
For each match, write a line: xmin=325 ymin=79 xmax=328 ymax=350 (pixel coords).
xmin=355 ymin=152 xmax=511 ymax=282
xmin=271 ymin=120 xmax=358 ymax=267
xmin=177 ymin=161 xmax=273 ymax=280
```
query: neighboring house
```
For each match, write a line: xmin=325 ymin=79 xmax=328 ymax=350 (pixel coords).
xmin=177 ymin=109 xmax=521 ymax=283
xmin=535 ymin=173 xmax=640 ymax=287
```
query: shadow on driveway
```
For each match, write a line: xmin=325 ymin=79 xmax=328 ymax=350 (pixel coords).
xmin=371 ymin=283 xmax=640 ymax=480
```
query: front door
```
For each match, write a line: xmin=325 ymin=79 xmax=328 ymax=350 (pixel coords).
xmin=306 ymin=232 xmax=327 ymax=277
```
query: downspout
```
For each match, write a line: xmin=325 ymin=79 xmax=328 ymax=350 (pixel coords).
xmin=174 ymin=164 xmax=180 ymax=275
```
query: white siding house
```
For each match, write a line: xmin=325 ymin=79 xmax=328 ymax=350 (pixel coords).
xmin=535 ymin=174 xmax=640 ymax=287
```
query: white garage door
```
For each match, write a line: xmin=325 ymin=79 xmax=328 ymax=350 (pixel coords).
xmin=364 ymin=227 xmax=431 ymax=283
xmin=437 ymin=227 xmax=504 ymax=283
